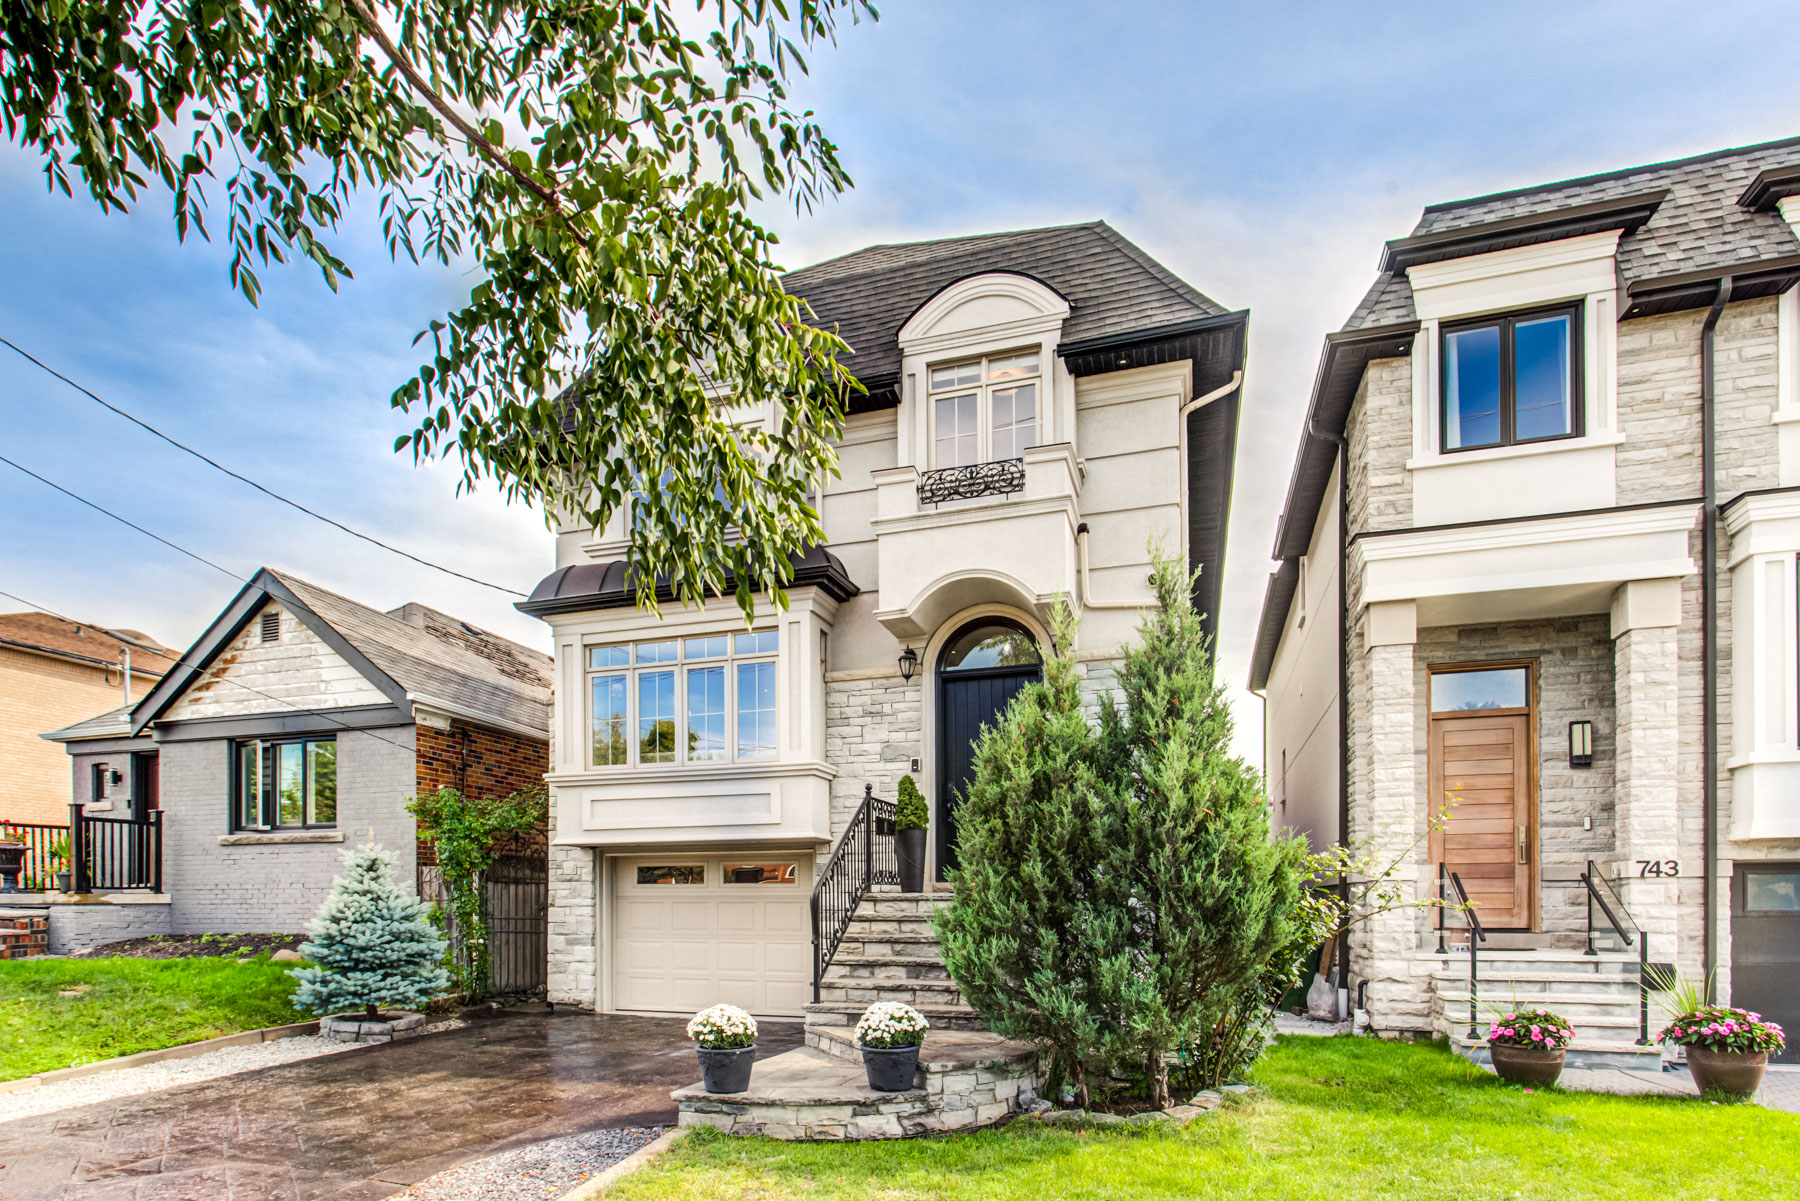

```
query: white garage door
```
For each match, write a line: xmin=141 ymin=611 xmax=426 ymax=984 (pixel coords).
xmin=612 ymin=853 xmax=813 ymax=1017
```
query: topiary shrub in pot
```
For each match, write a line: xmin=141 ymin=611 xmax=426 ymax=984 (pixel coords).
xmin=1660 ymin=1005 xmax=1785 ymax=1099
xmin=1485 ymin=1008 xmax=1575 ymax=1086
xmin=894 ymin=775 xmax=929 ymax=893
xmin=856 ymin=1000 xmax=929 ymax=1091
xmin=688 ymin=1004 xmax=759 ymax=1093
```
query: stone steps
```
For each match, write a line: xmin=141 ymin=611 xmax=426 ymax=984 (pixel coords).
xmin=1448 ymin=1030 xmax=1661 ymax=1071
xmin=804 ymin=1001 xmax=987 ymax=1031
xmin=812 ymin=890 xmax=970 ymax=1025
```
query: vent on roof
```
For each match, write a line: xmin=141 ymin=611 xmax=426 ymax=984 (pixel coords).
xmin=260 ymin=612 xmax=280 ymax=643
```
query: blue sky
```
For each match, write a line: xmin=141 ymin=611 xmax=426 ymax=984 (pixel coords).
xmin=3 ymin=0 xmax=1798 ymax=761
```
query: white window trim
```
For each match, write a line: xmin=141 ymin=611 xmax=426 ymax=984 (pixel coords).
xmin=925 ymin=350 xmax=1044 ymax=470
xmin=584 ymin=632 xmax=779 ymax=770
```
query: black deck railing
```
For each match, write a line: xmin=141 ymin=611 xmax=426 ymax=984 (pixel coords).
xmin=68 ymin=803 xmax=162 ymax=893
xmin=0 ymin=822 xmax=70 ymax=890
xmin=1580 ymin=860 xmax=1659 ymax=1045
xmin=810 ymin=784 xmax=897 ymax=1001
xmin=1435 ymin=863 xmax=1485 ymax=1038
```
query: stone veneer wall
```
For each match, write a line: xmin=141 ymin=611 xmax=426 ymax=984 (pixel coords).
xmin=546 ymin=842 xmax=597 ymax=1008
xmin=1346 ymin=357 xmax=1413 ymax=536
xmin=825 ymin=673 xmax=922 ymax=840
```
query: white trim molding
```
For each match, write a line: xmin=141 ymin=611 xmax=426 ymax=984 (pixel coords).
xmin=1724 ymin=489 xmax=1800 ymax=840
xmin=1353 ymin=503 xmax=1698 ymax=627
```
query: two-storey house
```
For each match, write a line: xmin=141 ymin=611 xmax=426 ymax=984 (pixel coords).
xmin=521 ymin=222 xmax=1247 ymax=1020
xmin=1254 ymin=137 xmax=1800 ymax=1063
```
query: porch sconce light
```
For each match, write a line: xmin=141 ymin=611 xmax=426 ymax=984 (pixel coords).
xmin=1568 ymin=720 xmax=1594 ymax=768
xmin=897 ymin=646 xmax=918 ymax=682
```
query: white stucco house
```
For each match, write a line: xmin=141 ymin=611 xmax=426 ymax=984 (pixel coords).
xmin=1253 ymin=137 xmax=1800 ymax=1063
xmin=522 ymin=222 xmax=1248 ymax=1021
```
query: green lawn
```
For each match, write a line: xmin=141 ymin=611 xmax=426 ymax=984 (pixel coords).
xmin=0 ymin=955 xmax=308 ymax=1080
xmin=609 ymin=1037 xmax=1796 ymax=1201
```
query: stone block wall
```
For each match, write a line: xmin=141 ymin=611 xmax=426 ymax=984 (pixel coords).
xmin=546 ymin=842 xmax=597 ymax=1008
xmin=1346 ymin=357 xmax=1413 ymax=537
xmin=825 ymin=673 xmax=922 ymax=839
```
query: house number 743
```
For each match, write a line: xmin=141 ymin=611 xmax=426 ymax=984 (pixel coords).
xmin=1637 ymin=860 xmax=1680 ymax=877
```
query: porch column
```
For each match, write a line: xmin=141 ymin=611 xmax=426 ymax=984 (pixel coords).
xmin=1611 ymin=579 xmax=1682 ymax=946
xmin=1354 ymin=599 xmax=1427 ymax=1032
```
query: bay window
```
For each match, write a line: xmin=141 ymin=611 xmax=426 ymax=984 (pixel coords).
xmin=587 ymin=630 xmax=779 ymax=768
xmin=929 ymin=351 xmax=1040 ymax=468
xmin=234 ymin=736 xmax=336 ymax=830
xmin=1441 ymin=304 xmax=1582 ymax=452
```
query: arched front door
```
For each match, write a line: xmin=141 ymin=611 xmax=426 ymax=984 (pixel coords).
xmin=936 ymin=619 xmax=1041 ymax=881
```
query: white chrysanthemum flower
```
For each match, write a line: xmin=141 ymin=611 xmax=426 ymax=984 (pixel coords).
xmin=686 ymin=1003 xmax=758 ymax=1048
xmin=855 ymin=1001 xmax=929 ymax=1048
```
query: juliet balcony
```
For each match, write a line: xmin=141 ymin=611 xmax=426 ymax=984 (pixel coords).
xmin=868 ymin=442 xmax=1081 ymax=640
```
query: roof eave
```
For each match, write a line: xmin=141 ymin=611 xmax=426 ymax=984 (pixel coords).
xmin=1622 ymin=254 xmax=1800 ymax=319
xmin=1247 ymin=559 xmax=1300 ymax=692
xmin=1379 ymin=191 xmax=1668 ymax=274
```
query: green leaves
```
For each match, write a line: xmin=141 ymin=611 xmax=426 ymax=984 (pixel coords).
xmin=2 ymin=1 xmax=872 ymax=618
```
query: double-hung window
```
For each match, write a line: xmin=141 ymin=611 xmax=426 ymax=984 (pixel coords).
xmin=234 ymin=737 xmax=337 ymax=830
xmin=1441 ymin=305 xmax=1582 ymax=452
xmin=587 ymin=631 xmax=779 ymax=768
xmin=929 ymin=351 xmax=1040 ymax=468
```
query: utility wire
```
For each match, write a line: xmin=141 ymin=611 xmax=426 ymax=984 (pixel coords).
xmin=0 ymin=587 xmax=418 ymax=757
xmin=0 ymin=453 xmax=239 ymax=580
xmin=0 ymin=336 xmax=527 ymax=597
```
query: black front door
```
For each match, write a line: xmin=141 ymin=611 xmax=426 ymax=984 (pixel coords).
xmin=1731 ymin=863 xmax=1800 ymax=1064
xmin=937 ymin=665 xmax=1039 ymax=881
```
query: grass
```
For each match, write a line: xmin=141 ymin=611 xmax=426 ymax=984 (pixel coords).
xmin=608 ymin=1037 xmax=1797 ymax=1201
xmin=0 ymin=954 xmax=308 ymax=1080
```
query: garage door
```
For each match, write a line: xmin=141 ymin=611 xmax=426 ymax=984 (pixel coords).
xmin=612 ymin=853 xmax=813 ymax=1017
xmin=1732 ymin=862 xmax=1800 ymax=1065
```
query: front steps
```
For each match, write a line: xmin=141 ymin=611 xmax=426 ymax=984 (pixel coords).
xmin=805 ymin=892 xmax=985 ymax=1031
xmin=1428 ymin=949 xmax=1662 ymax=1069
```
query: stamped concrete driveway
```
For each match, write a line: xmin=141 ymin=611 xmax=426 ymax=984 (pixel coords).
xmin=0 ymin=1010 xmax=803 ymax=1201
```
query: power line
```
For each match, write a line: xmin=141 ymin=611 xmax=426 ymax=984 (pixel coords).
xmin=0 ymin=587 xmax=418 ymax=757
xmin=0 ymin=453 xmax=239 ymax=580
xmin=0 ymin=336 xmax=527 ymax=597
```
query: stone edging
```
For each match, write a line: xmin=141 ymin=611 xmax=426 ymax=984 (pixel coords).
xmin=555 ymin=1127 xmax=689 ymax=1200
xmin=0 ymin=1020 xmax=320 ymax=1094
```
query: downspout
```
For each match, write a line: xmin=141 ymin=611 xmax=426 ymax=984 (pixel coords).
xmin=1077 ymin=370 xmax=1243 ymax=609
xmin=1307 ymin=410 xmax=1351 ymax=992
xmin=1700 ymin=276 xmax=1732 ymax=1001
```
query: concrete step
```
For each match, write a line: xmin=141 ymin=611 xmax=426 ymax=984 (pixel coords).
xmin=840 ymin=917 xmax=939 ymax=937
xmin=1434 ymin=991 xmax=1643 ymax=1019
xmin=1449 ymin=1031 xmax=1660 ymax=1071
xmin=1429 ymin=971 xmax=1644 ymax=988
xmin=824 ymin=956 xmax=956 ymax=984
xmin=804 ymin=1001 xmax=986 ymax=1031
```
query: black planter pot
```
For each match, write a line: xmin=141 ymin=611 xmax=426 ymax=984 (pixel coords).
xmin=0 ymin=844 xmax=24 ymax=893
xmin=861 ymin=1043 xmax=922 ymax=1092
xmin=696 ymin=1044 xmax=757 ymax=1094
xmin=895 ymin=828 xmax=927 ymax=894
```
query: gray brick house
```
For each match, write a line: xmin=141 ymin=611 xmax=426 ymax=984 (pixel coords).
xmin=1253 ymin=137 xmax=1800 ymax=1062
xmin=41 ymin=569 xmax=551 ymax=952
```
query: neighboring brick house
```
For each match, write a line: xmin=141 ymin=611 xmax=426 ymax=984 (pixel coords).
xmin=0 ymin=612 xmax=174 ymax=825
xmin=39 ymin=568 xmax=550 ymax=951
xmin=1253 ymin=136 xmax=1800 ymax=1064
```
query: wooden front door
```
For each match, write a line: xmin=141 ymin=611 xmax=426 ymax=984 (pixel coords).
xmin=1428 ymin=666 xmax=1536 ymax=931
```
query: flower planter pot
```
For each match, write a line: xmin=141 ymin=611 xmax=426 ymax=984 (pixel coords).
xmin=50 ymin=871 xmax=71 ymax=893
xmin=1489 ymin=1043 xmax=1565 ymax=1087
xmin=0 ymin=844 xmax=24 ymax=893
xmin=1686 ymin=1046 xmax=1767 ymax=1099
xmin=697 ymin=1045 xmax=757 ymax=1094
xmin=895 ymin=828 xmax=927 ymax=894
xmin=860 ymin=1043 xmax=922 ymax=1092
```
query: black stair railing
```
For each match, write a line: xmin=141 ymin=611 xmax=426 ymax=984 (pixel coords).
xmin=810 ymin=784 xmax=898 ymax=1001
xmin=1580 ymin=860 xmax=1661 ymax=1045
xmin=67 ymin=803 xmax=162 ymax=893
xmin=1436 ymin=863 xmax=1485 ymax=1039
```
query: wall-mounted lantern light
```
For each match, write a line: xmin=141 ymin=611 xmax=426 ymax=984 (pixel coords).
xmin=1569 ymin=720 xmax=1594 ymax=768
xmin=897 ymin=646 xmax=918 ymax=682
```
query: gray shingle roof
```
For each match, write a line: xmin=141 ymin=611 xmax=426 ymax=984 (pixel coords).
xmin=783 ymin=221 xmax=1227 ymax=388
xmin=41 ymin=705 xmax=135 ymax=743
xmin=271 ymin=572 xmax=551 ymax=737
xmin=1345 ymin=136 xmax=1800 ymax=332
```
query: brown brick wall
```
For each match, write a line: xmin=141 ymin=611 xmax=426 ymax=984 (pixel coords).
xmin=415 ymin=721 xmax=548 ymax=802
xmin=0 ymin=647 xmax=157 ymax=826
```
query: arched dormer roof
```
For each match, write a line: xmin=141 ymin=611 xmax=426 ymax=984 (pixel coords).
xmin=896 ymin=271 xmax=1070 ymax=348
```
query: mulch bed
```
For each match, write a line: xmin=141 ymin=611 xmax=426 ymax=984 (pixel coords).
xmin=77 ymin=933 xmax=307 ymax=959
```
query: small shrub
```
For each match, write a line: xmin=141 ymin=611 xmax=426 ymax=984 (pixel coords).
xmin=687 ymin=1003 xmax=757 ymax=1048
xmin=894 ymin=775 xmax=928 ymax=830
xmin=290 ymin=842 xmax=449 ymax=1019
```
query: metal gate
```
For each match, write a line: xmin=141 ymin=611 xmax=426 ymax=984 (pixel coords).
xmin=418 ymin=831 xmax=548 ymax=1000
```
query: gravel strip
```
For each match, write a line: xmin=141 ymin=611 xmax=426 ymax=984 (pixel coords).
xmin=387 ymin=1125 xmax=664 ymax=1201
xmin=0 ymin=1019 xmax=466 ymax=1124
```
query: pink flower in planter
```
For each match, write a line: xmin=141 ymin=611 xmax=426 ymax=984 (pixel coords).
xmin=1531 ymin=1032 xmax=1543 ymax=1041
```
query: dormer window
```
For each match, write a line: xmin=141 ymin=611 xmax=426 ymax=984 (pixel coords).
xmin=929 ymin=351 xmax=1040 ymax=468
xmin=1441 ymin=304 xmax=1582 ymax=452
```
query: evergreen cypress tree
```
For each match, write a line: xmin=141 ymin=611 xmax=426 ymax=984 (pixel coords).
xmin=932 ymin=601 xmax=1125 ymax=1106
xmin=1096 ymin=549 xmax=1310 ymax=1107
xmin=290 ymin=841 xmax=451 ymax=1019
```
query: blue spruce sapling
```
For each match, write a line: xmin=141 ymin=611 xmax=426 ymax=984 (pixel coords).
xmin=290 ymin=841 xmax=450 ymax=1020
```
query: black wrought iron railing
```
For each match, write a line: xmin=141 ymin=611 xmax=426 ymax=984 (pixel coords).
xmin=1436 ymin=863 xmax=1485 ymax=1038
xmin=0 ymin=822 xmax=69 ymax=890
xmin=1580 ymin=859 xmax=1659 ymax=1045
xmin=68 ymin=803 xmax=162 ymax=893
xmin=810 ymin=783 xmax=897 ymax=1001
xmin=917 ymin=458 xmax=1025 ymax=506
